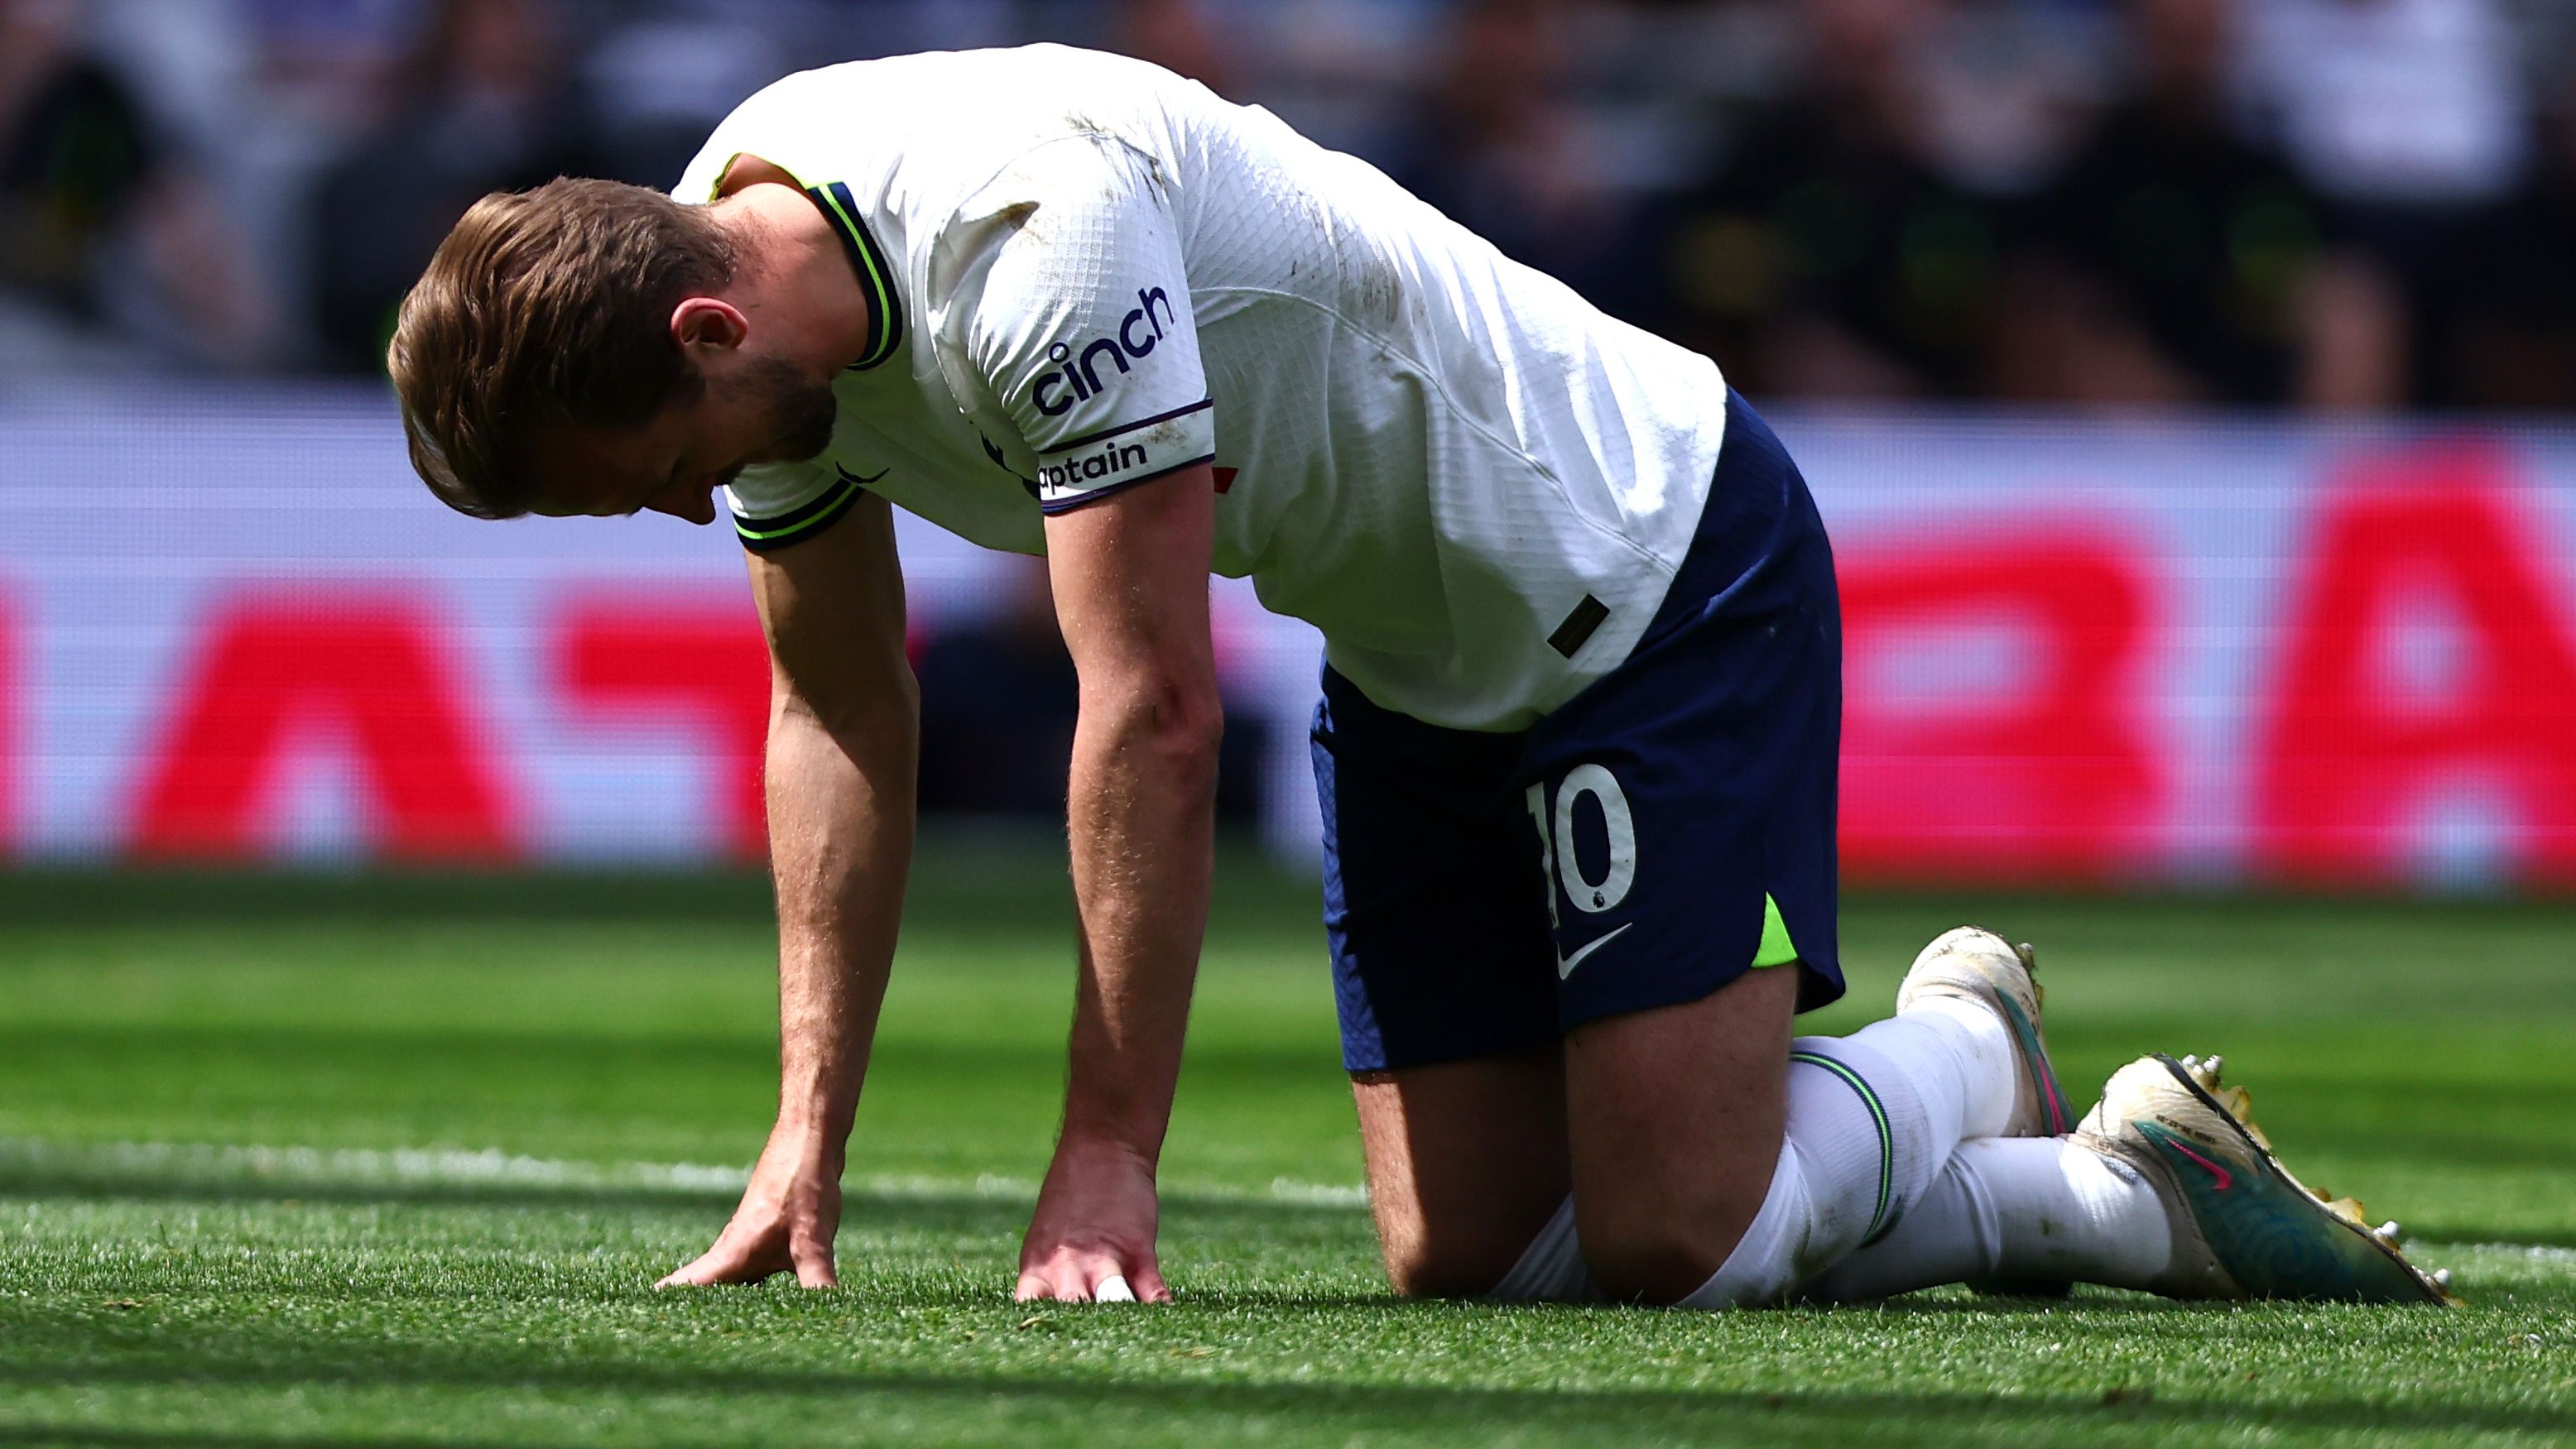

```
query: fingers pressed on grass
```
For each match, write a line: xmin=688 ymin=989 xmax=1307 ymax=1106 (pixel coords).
xmin=655 ymin=1250 xmax=735 ymax=1288
xmin=657 ymin=1237 xmax=786 ymax=1288
xmin=1016 ymin=1257 xmax=1099 ymax=1302
xmin=656 ymin=1261 xmax=723 ymax=1289
xmin=1015 ymin=1276 xmax=1076 ymax=1307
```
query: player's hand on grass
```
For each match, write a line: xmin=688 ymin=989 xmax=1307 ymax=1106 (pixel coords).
xmin=1016 ymin=1135 xmax=1170 ymax=1303
xmin=657 ymin=1126 xmax=843 ymax=1288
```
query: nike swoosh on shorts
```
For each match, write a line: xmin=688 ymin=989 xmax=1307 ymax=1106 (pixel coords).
xmin=1556 ymin=922 xmax=1634 ymax=979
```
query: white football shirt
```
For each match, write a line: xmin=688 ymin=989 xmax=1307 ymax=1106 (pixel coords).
xmin=678 ymin=46 xmax=1727 ymax=732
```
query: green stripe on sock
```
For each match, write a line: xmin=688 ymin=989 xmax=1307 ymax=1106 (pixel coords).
xmin=1791 ymin=1050 xmax=1894 ymax=1244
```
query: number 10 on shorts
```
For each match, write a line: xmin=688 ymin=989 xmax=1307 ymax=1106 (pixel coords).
xmin=1525 ymin=764 xmax=1638 ymax=928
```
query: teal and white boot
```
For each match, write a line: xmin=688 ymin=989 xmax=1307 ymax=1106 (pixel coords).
xmin=2076 ymin=1053 xmax=2456 ymax=1304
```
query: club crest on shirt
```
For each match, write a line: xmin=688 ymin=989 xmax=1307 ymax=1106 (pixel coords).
xmin=1031 ymin=285 xmax=1179 ymax=415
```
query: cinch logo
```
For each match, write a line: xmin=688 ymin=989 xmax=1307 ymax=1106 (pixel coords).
xmin=1033 ymin=286 xmax=1176 ymax=416
xmin=1037 ymin=441 xmax=1152 ymax=492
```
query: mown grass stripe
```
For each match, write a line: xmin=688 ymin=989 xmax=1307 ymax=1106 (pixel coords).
xmin=0 ymin=1137 xmax=1372 ymax=1209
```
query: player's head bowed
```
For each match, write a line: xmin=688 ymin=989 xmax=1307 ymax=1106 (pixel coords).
xmin=388 ymin=177 xmax=738 ymax=520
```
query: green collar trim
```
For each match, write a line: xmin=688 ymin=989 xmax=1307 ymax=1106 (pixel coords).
xmin=804 ymin=180 xmax=906 ymax=371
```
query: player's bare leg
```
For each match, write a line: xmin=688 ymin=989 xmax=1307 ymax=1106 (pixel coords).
xmin=1351 ymin=1046 xmax=1570 ymax=1298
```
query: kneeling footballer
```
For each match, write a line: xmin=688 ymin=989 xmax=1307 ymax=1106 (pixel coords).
xmin=391 ymin=46 xmax=2449 ymax=1308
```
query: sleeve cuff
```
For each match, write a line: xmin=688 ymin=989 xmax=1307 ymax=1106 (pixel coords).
xmin=733 ymin=470 xmax=867 ymax=553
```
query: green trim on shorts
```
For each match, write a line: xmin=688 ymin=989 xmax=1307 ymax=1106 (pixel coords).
xmin=1752 ymin=893 xmax=1798 ymax=969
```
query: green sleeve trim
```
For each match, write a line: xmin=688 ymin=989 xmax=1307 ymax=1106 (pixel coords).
xmin=734 ymin=474 xmax=864 ymax=553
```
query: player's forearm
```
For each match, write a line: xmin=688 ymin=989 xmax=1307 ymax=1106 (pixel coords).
xmin=767 ymin=689 xmax=918 ymax=1143
xmin=1058 ymin=682 xmax=1221 ymax=1158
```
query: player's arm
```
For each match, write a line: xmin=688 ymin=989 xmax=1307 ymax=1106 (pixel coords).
xmin=940 ymin=131 xmax=1222 ymax=1301
xmin=659 ymin=492 xmax=917 ymax=1289
xmin=1013 ymin=463 xmax=1222 ymax=1303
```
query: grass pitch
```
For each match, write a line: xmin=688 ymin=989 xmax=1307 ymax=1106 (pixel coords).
xmin=2 ymin=835 xmax=2572 ymax=1446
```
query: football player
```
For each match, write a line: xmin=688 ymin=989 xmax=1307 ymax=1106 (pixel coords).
xmin=390 ymin=46 xmax=2448 ymax=1309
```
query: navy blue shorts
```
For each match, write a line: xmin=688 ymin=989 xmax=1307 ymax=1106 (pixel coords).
xmin=1314 ymin=389 xmax=1844 ymax=1073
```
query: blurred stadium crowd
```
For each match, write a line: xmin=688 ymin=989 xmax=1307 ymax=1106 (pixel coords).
xmin=7 ymin=0 xmax=2576 ymax=409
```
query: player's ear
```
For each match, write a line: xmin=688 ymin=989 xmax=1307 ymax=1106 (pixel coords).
xmin=670 ymin=296 xmax=749 ymax=354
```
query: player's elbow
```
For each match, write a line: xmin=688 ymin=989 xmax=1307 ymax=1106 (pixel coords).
xmin=776 ymin=660 xmax=920 ymax=764
xmin=1144 ymin=675 xmax=1226 ymax=778
xmin=1091 ymin=668 xmax=1224 ymax=786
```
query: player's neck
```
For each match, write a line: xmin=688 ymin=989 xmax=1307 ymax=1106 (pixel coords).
xmin=713 ymin=185 xmax=878 ymax=377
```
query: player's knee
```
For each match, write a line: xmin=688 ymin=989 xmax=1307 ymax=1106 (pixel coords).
xmin=1578 ymin=1148 xmax=1805 ymax=1306
xmin=1574 ymin=1190 xmax=1744 ymax=1304
xmin=1581 ymin=1221 xmax=1731 ymax=1304
xmin=1379 ymin=1237 xmax=1523 ymax=1300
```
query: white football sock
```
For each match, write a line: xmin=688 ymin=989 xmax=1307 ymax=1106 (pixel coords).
xmin=1804 ymin=1136 xmax=2172 ymax=1300
xmin=1679 ymin=1030 xmax=1962 ymax=1307
xmin=1487 ymin=1195 xmax=1601 ymax=1302
xmin=1887 ymin=996 xmax=2020 ymax=1140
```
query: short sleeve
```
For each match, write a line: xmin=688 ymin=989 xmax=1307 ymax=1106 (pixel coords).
xmin=725 ymin=461 xmax=867 ymax=554
xmin=957 ymin=137 xmax=1216 ymax=513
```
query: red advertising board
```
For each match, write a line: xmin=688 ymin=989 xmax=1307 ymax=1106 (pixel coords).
xmin=4 ymin=387 xmax=2573 ymax=888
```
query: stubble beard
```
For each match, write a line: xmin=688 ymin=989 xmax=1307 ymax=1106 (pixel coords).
xmin=743 ymin=355 xmax=839 ymax=464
